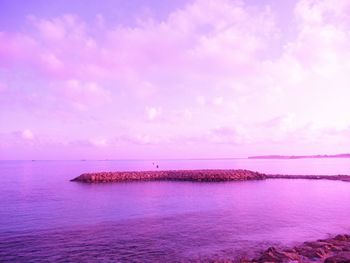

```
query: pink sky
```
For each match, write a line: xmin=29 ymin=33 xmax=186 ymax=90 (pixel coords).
xmin=1 ymin=0 xmax=350 ymax=160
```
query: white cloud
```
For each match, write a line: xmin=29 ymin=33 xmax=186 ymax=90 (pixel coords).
xmin=3 ymin=0 xmax=350 ymax=157
xmin=91 ymin=138 xmax=107 ymax=147
xmin=145 ymin=106 xmax=162 ymax=121
xmin=0 ymin=82 xmax=7 ymax=92
xmin=196 ymin=95 xmax=206 ymax=105
xmin=59 ymin=79 xmax=111 ymax=110
xmin=22 ymin=129 xmax=34 ymax=140
xmin=213 ymin=96 xmax=224 ymax=106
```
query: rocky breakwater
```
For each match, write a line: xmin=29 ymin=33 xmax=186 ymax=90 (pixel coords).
xmin=71 ymin=169 xmax=266 ymax=183
xmin=268 ymin=174 xmax=350 ymax=182
xmin=242 ymin=234 xmax=350 ymax=263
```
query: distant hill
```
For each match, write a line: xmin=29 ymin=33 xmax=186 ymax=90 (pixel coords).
xmin=248 ymin=154 xmax=350 ymax=159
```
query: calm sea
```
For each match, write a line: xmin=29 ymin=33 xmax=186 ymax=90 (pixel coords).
xmin=1 ymin=158 xmax=350 ymax=262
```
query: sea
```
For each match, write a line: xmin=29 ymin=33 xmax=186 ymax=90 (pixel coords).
xmin=1 ymin=158 xmax=350 ymax=262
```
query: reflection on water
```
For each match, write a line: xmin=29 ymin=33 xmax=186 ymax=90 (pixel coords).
xmin=1 ymin=160 xmax=350 ymax=261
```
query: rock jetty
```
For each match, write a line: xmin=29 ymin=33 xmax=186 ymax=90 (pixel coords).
xmin=242 ymin=234 xmax=350 ymax=263
xmin=71 ymin=169 xmax=350 ymax=184
xmin=268 ymin=174 xmax=350 ymax=182
xmin=71 ymin=169 xmax=266 ymax=183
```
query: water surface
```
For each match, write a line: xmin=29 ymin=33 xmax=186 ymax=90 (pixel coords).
xmin=1 ymin=159 xmax=350 ymax=261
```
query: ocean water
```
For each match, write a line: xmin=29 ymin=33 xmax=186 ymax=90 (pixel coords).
xmin=1 ymin=158 xmax=350 ymax=262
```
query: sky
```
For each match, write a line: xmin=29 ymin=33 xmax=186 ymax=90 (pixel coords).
xmin=1 ymin=0 xmax=350 ymax=160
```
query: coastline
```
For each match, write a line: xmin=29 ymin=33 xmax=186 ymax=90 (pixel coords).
xmin=71 ymin=169 xmax=350 ymax=183
xmin=248 ymin=153 xmax=350 ymax=159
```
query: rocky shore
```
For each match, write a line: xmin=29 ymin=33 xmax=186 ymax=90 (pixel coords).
xmin=71 ymin=169 xmax=350 ymax=183
xmin=241 ymin=234 xmax=350 ymax=263
xmin=71 ymin=169 xmax=266 ymax=183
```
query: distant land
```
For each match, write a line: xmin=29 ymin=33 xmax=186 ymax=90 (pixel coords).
xmin=248 ymin=153 xmax=350 ymax=159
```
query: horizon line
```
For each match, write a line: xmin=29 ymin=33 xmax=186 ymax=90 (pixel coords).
xmin=0 ymin=157 xmax=249 ymax=161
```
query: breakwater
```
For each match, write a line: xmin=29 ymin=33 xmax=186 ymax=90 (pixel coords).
xmin=71 ymin=169 xmax=350 ymax=183
xmin=269 ymin=174 xmax=350 ymax=182
xmin=71 ymin=169 xmax=266 ymax=183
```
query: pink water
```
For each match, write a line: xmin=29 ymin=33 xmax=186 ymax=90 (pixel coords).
xmin=1 ymin=159 xmax=350 ymax=261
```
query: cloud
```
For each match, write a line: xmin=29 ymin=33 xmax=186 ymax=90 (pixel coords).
xmin=2 ymin=130 xmax=37 ymax=145
xmin=2 ymin=0 xmax=350 ymax=158
xmin=196 ymin=95 xmax=206 ymax=105
xmin=69 ymin=138 xmax=108 ymax=147
xmin=58 ymin=79 xmax=111 ymax=111
xmin=213 ymin=96 xmax=224 ymax=106
xmin=0 ymin=82 xmax=7 ymax=92
xmin=21 ymin=129 xmax=34 ymax=140
xmin=91 ymin=138 xmax=107 ymax=147
xmin=117 ymin=133 xmax=171 ymax=145
xmin=145 ymin=106 xmax=162 ymax=121
xmin=0 ymin=0 xmax=276 ymax=82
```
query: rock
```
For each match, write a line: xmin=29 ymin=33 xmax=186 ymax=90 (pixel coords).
xmin=71 ymin=169 xmax=267 ymax=183
xmin=324 ymin=252 xmax=350 ymax=263
xmin=249 ymin=234 xmax=350 ymax=263
xmin=257 ymin=247 xmax=300 ymax=262
xmin=334 ymin=235 xmax=350 ymax=242
xmin=295 ymin=245 xmax=328 ymax=258
xmin=71 ymin=169 xmax=350 ymax=184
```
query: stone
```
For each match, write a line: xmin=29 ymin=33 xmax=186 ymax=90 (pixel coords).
xmin=324 ymin=252 xmax=350 ymax=263
xmin=71 ymin=169 xmax=267 ymax=183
